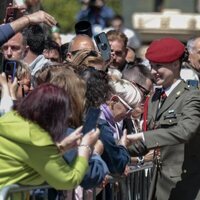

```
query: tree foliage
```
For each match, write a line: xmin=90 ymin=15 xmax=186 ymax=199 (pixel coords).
xmin=41 ymin=0 xmax=121 ymax=33
xmin=42 ymin=0 xmax=80 ymax=33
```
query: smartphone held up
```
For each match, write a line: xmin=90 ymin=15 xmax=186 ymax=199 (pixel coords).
xmin=5 ymin=5 xmax=23 ymax=23
xmin=94 ymin=32 xmax=111 ymax=62
xmin=3 ymin=60 xmax=17 ymax=81
xmin=82 ymin=107 xmax=101 ymax=135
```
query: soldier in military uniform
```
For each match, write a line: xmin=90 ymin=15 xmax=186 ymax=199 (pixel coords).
xmin=127 ymin=37 xmax=200 ymax=200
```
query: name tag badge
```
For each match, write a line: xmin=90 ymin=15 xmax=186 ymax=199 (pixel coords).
xmin=168 ymin=110 xmax=175 ymax=114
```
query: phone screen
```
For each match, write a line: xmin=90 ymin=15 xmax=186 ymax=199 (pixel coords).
xmin=4 ymin=60 xmax=17 ymax=81
xmin=82 ymin=107 xmax=101 ymax=135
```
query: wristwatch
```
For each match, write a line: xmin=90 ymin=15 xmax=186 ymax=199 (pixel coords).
xmin=137 ymin=156 xmax=144 ymax=165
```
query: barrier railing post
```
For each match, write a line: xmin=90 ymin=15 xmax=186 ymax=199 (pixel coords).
xmin=0 ymin=184 xmax=19 ymax=200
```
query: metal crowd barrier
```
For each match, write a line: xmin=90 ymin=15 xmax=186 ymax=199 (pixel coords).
xmin=0 ymin=163 xmax=153 ymax=200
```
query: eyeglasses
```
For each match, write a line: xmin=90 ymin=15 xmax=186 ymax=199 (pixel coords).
xmin=70 ymin=50 xmax=80 ymax=55
xmin=131 ymin=81 xmax=150 ymax=98
xmin=117 ymin=95 xmax=133 ymax=115
xmin=18 ymin=79 xmax=32 ymax=97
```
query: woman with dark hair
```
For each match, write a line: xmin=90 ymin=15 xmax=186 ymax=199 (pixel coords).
xmin=79 ymin=67 xmax=131 ymax=174
xmin=79 ymin=67 xmax=134 ymax=199
xmin=79 ymin=66 xmax=111 ymax=110
xmin=0 ymin=83 xmax=99 ymax=189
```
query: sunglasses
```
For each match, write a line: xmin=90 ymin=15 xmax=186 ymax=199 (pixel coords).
xmin=131 ymin=81 xmax=150 ymax=98
xmin=117 ymin=95 xmax=133 ymax=115
xmin=70 ymin=50 xmax=80 ymax=55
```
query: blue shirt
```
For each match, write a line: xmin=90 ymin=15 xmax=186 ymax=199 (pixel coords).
xmin=76 ymin=5 xmax=114 ymax=29
xmin=98 ymin=119 xmax=130 ymax=174
xmin=0 ymin=23 xmax=15 ymax=46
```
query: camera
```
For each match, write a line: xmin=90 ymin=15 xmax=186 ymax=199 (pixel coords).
xmin=5 ymin=6 xmax=23 ymax=23
xmin=94 ymin=32 xmax=111 ymax=62
xmin=3 ymin=60 xmax=17 ymax=81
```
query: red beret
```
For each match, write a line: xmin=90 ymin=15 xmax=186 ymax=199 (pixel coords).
xmin=145 ymin=37 xmax=185 ymax=63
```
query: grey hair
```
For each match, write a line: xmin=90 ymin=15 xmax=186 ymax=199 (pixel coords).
xmin=187 ymin=37 xmax=198 ymax=53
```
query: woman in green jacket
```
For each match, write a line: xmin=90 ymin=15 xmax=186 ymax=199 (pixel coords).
xmin=0 ymin=83 xmax=99 ymax=189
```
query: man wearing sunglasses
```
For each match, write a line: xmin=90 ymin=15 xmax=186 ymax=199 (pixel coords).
xmin=66 ymin=34 xmax=96 ymax=62
xmin=127 ymin=37 xmax=200 ymax=200
xmin=122 ymin=63 xmax=153 ymax=130
xmin=123 ymin=63 xmax=153 ymax=103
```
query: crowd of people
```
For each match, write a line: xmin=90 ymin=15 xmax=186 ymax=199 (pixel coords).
xmin=0 ymin=0 xmax=200 ymax=200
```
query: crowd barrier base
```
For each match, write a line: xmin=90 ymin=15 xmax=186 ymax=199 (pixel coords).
xmin=0 ymin=163 xmax=153 ymax=200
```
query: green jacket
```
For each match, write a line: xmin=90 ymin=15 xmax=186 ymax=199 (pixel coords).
xmin=0 ymin=111 xmax=88 ymax=190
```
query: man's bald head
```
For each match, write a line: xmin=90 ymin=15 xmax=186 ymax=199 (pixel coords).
xmin=67 ymin=34 xmax=96 ymax=62
xmin=69 ymin=34 xmax=95 ymax=52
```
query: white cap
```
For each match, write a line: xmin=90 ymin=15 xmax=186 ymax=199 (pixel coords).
xmin=109 ymin=78 xmax=142 ymax=108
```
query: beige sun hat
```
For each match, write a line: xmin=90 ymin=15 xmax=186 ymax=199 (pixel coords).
xmin=109 ymin=78 xmax=142 ymax=108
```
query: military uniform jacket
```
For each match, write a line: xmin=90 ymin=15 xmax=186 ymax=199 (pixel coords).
xmin=143 ymin=80 xmax=200 ymax=200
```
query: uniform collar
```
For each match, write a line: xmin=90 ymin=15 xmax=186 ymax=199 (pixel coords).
xmin=164 ymin=79 xmax=182 ymax=97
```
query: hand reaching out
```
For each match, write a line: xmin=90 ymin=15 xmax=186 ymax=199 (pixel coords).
xmin=0 ymin=73 xmax=14 ymax=115
xmin=94 ymin=140 xmax=104 ymax=155
xmin=144 ymin=150 xmax=154 ymax=162
xmin=118 ymin=129 xmax=128 ymax=147
xmin=78 ymin=128 xmax=100 ymax=159
xmin=81 ymin=128 xmax=100 ymax=148
xmin=124 ymin=165 xmax=130 ymax=176
xmin=0 ymin=73 xmax=8 ymax=86
xmin=27 ymin=11 xmax=57 ymax=27
xmin=7 ymin=77 xmax=18 ymax=100
xmin=0 ymin=73 xmax=10 ymax=97
xmin=9 ymin=10 xmax=57 ymax=34
xmin=57 ymin=126 xmax=83 ymax=153
xmin=99 ymin=174 xmax=110 ymax=188
xmin=126 ymin=132 xmax=143 ymax=146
